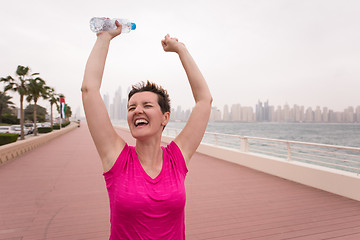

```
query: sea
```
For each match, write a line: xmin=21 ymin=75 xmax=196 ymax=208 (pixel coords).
xmin=167 ymin=121 xmax=360 ymax=148
xmin=113 ymin=120 xmax=360 ymax=172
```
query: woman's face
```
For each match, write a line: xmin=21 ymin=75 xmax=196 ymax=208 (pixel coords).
xmin=127 ymin=91 xmax=169 ymax=140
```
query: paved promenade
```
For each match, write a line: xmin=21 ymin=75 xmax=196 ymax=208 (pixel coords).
xmin=1 ymin=124 xmax=360 ymax=240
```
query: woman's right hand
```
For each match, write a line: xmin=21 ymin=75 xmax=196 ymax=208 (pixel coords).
xmin=97 ymin=20 xmax=123 ymax=40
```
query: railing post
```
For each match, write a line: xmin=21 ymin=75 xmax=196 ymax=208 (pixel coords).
xmin=240 ymin=137 xmax=249 ymax=152
xmin=286 ymin=142 xmax=292 ymax=161
xmin=358 ymin=150 xmax=360 ymax=176
xmin=214 ymin=134 xmax=219 ymax=146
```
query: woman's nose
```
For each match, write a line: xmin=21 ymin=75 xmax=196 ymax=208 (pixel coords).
xmin=134 ymin=105 xmax=144 ymax=113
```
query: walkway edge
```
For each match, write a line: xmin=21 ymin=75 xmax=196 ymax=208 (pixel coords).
xmin=0 ymin=123 xmax=79 ymax=166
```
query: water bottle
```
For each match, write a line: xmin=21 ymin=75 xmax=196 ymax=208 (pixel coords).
xmin=90 ymin=17 xmax=136 ymax=34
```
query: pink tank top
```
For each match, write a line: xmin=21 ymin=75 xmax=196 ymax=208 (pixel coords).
xmin=103 ymin=141 xmax=188 ymax=240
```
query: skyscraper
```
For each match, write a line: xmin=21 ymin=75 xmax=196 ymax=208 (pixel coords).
xmin=293 ymin=104 xmax=301 ymax=122
xmin=305 ymin=107 xmax=313 ymax=122
xmin=314 ymin=106 xmax=322 ymax=123
xmin=256 ymin=100 xmax=264 ymax=122
xmin=231 ymin=104 xmax=241 ymax=121
xmin=264 ymin=100 xmax=270 ymax=121
xmin=283 ymin=103 xmax=291 ymax=122
xmin=322 ymin=107 xmax=329 ymax=123
xmin=223 ymin=104 xmax=230 ymax=121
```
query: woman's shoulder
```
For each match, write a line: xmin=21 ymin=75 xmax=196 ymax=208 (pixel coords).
xmin=103 ymin=143 xmax=133 ymax=176
xmin=164 ymin=141 xmax=182 ymax=156
xmin=164 ymin=141 xmax=188 ymax=175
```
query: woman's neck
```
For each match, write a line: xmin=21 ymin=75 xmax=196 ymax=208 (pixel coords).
xmin=135 ymin=136 xmax=163 ymax=168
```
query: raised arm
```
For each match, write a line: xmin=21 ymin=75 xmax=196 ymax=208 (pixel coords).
xmin=161 ymin=34 xmax=212 ymax=165
xmin=81 ymin=22 xmax=126 ymax=172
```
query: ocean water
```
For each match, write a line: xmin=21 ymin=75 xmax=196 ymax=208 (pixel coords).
xmin=167 ymin=122 xmax=360 ymax=148
xmin=114 ymin=120 xmax=360 ymax=172
xmin=167 ymin=121 xmax=360 ymax=173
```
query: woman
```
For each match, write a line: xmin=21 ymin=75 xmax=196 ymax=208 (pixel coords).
xmin=82 ymin=21 xmax=212 ymax=239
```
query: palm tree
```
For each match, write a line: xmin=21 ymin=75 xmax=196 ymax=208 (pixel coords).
xmin=47 ymin=88 xmax=58 ymax=128
xmin=1 ymin=65 xmax=38 ymax=140
xmin=26 ymin=77 xmax=49 ymax=136
xmin=65 ymin=105 xmax=72 ymax=120
xmin=0 ymin=91 xmax=14 ymax=123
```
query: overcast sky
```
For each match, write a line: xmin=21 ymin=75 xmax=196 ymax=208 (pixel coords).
xmin=1 ymin=0 xmax=359 ymax=119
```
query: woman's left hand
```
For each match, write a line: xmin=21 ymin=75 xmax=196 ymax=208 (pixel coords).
xmin=161 ymin=34 xmax=185 ymax=53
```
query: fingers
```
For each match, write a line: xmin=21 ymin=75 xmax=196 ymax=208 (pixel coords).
xmin=162 ymin=34 xmax=170 ymax=50
xmin=162 ymin=34 xmax=179 ymax=44
xmin=115 ymin=20 xmax=123 ymax=33
xmin=161 ymin=39 xmax=167 ymax=49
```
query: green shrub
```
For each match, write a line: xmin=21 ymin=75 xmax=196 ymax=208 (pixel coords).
xmin=53 ymin=124 xmax=60 ymax=130
xmin=61 ymin=121 xmax=70 ymax=128
xmin=1 ymin=114 xmax=20 ymax=124
xmin=37 ymin=127 xmax=53 ymax=133
xmin=0 ymin=133 xmax=18 ymax=146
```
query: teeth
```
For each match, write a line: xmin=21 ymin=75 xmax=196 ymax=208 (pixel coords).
xmin=135 ymin=119 xmax=149 ymax=126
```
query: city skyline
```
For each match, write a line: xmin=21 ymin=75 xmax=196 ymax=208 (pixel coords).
xmin=102 ymin=85 xmax=360 ymax=124
xmin=210 ymin=101 xmax=360 ymax=123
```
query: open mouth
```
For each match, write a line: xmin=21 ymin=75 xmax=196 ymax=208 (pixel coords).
xmin=134 ymin=119 xmax=149 ymax=127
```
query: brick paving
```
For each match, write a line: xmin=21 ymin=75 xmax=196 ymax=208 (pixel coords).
xmin=1 ymin=124 xmax=360 ymax=240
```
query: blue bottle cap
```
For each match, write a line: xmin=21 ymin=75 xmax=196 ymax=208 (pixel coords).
xmin=131 ymin=23 xmax=136 ymax=30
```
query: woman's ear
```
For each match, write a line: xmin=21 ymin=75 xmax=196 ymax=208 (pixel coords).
xmin=162 ymin=112 xmax=170 ymax=126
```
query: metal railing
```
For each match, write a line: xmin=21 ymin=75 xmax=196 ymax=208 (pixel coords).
xmin=163 ymin=128 xmax=360 ymax=174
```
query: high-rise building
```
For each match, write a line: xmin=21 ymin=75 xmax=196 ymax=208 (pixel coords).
xmin=300 ymin=106 xmax=305 ymax=122
xmin=344 ymin=106 xmax=354 ymax=123
xmin=305 ymin=107 xmax=313 ymax=122
xmin=109 ymin=86 xmax=128 ymax=121
xmin=293 ymin=105 xmax=301 ymax=122
xmin=256 ymin=100 xmax=270 ymax=122
xmin=223 ymin=105 xmax=230 ymax=121
xmin=322 ymin=107 xmax=329 ymax=122
xmin=112 ymin=86 xmax=122 ymax=121
xmin=269 ymin=106 xmax=275 ymax=122
xmin=264 ymin=100 xmax=270 ymax=121
xmin=244 ymin=106 xmax=255 ymax=122
xmin=210 ymin=107 xmax=222 ymax=122
xmin=275 ymin=106 xmax=282 ymax=122
xmin=356 ymin=106 xmax=360 ymax=123
xmin=256 ymin=100 xmax=263 ymax=122
xmin=283 ymin=103 xmax=291 ymax=122
xmin=230 ymin=104 xmax=241 ymax=121
xmin=335 ymin=112 xmax=343 ymax=123
xmin=314 ymin=106 xmax=322 ymax=123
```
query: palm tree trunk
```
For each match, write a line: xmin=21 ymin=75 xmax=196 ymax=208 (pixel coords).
xmin=34 ymin=101 xmax=38 ymax=136
xmin=50 ymin=103 xmax=53 ymax=127
xmin=20 ymin=94 xmax=24 ymax=140
xmin=0 ymin=106 xmax=3 ymax=123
